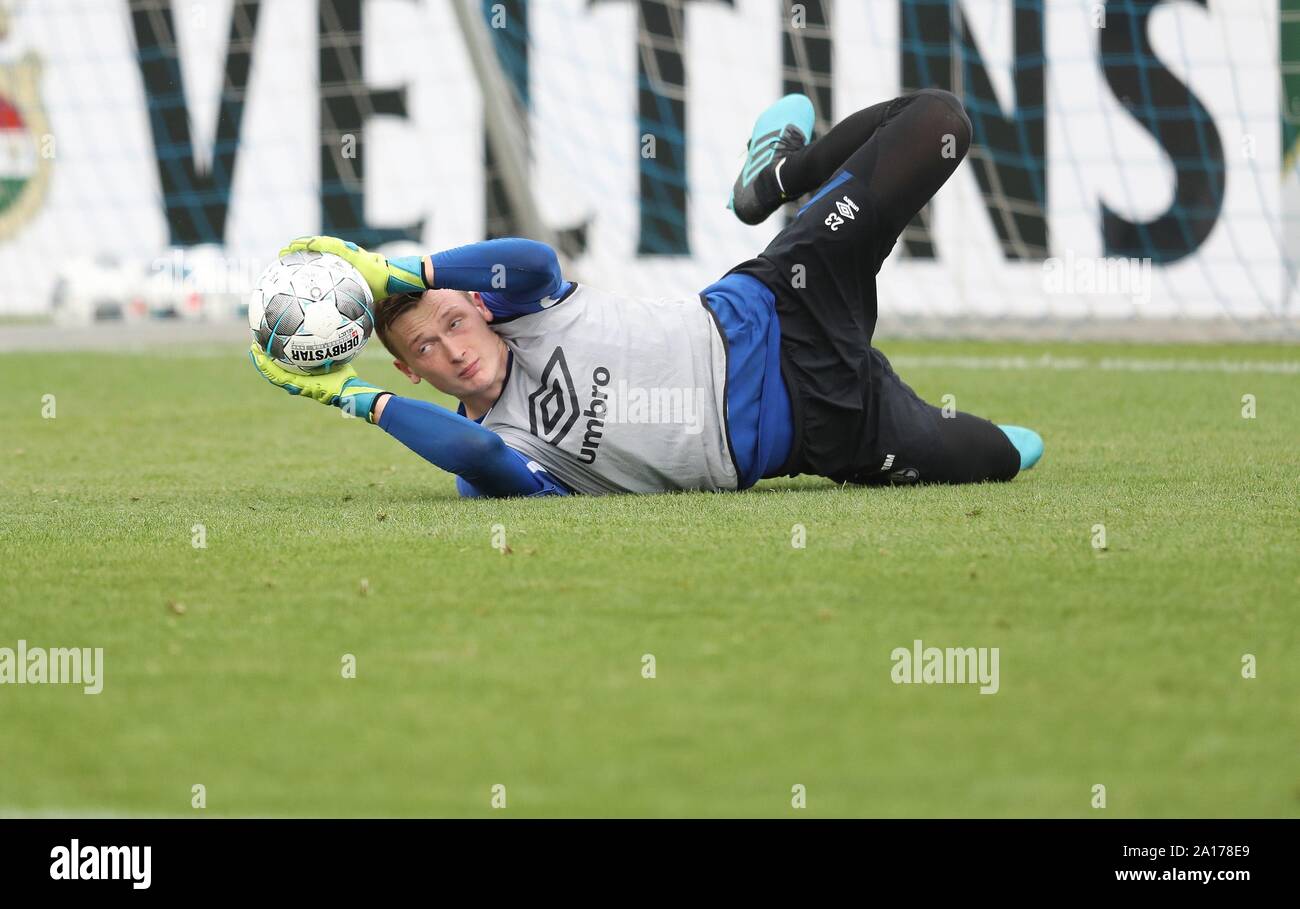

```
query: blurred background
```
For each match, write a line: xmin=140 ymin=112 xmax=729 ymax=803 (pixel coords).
xmin=0 ymin=0 xmax=1296 ymax=342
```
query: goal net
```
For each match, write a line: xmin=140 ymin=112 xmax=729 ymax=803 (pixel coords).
xmin=0 ymin=0 xmax=1295 ymax=340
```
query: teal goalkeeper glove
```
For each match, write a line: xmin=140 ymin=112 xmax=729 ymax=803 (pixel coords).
xmin=278 ymin=235 xmax=426 ymax=301
xmin=249 ymin=345 xmax=388 ymax=423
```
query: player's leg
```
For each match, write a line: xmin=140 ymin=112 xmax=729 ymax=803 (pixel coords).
xmin=724 ymin=90 xmax=1032 ymax=485
xmin=730 ymin=92 xmax=887 ymax=225
xmin=773 ymin=100 xmax=902 ymax=200
xmin=808 ymin=94 xmax=1044 ymax=484
xmin=730 ymin=88 xmax=971 ymax=239
xmin=828 ymin=88 xmax=971 ymax=262
xmin=729 ymin=88 xmax=973 ymax=344
xmin=848 ymin=349 xmax=1032 ymax=487
xmin=859 ymin=410 xmax=1024 ymax=486
xmin=801 ymin=95 xmax=1042 ymax=485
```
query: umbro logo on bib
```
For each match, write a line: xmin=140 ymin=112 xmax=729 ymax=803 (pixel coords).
xmin=528 ymin=346 xmax=580 ymax=445
xmin=825 ymin=195 xmax=859 ymax=231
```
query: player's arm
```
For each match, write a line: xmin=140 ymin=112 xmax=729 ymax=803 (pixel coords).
xmin=249 ymin=347 xmax=567 ymax=498
xmin=424 ymin=238 xmax=568 ymax=321
xmin=376 ymin=396 xmax=568 ymax=497
xmin=280 ymin=235 xmax=569 ymax=322
xmin=282 ymin=234 xmax=566 ymax=323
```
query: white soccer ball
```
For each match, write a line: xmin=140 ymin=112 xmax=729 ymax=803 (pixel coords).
xmin=248 ymin=250 xmax=374 ymax=375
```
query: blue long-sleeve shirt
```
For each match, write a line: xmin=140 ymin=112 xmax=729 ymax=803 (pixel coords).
xmin=379 ymin=238 xmax=792 ymax=496
xmin=377 ymin=391 xmax=568 ymax=497
xmin=429 ymin=239 xmax=572 ymax=317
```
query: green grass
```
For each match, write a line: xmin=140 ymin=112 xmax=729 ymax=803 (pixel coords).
xmin=1 ymin=340 xmax=1297 ymax=817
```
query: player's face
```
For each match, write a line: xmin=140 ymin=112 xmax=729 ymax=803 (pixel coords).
xmin=389 ymin=290 xmax=506 ymax=401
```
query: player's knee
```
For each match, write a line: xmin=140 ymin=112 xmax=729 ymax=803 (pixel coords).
xmin=915 ymin=88 xmax=966 ymax=120
xmin=914 ymin=88 xmax=971 ymax=158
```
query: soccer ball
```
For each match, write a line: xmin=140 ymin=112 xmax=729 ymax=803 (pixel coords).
xmin=248 ymin=250 xmax=374 ymax=375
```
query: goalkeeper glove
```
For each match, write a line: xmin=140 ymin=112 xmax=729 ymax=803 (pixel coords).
xmin=278 ymin=236 xmax=426 ymax=301
xmin=249 ymin=345 xmax=388 ymax=423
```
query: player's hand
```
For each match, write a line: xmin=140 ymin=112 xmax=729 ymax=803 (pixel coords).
xmin=248 ymin=345 xmax=388 ymax=423
xmin=278 ymin=236 xmax=426 ymax=301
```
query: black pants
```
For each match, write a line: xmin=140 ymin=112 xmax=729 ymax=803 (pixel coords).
xmin=730 ymin=89 xmax=1019 ymax=485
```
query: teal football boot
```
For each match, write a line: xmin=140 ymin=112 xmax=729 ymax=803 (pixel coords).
xmin=728 ymin=93 xmax=816 ymax=225
xmin=999 ymin=425 xmax=1044 ymax=471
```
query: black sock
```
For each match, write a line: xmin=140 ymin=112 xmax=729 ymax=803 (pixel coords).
xmin=777 ymin=98 xmax=895 ymax=197
xmin=752 ymin=165 xmax=783 ymax=206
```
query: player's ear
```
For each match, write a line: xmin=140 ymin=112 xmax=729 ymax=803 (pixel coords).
xmin=392 ymin=359 xmax=421 ymax=385
xmin=470 ymin=291 xmax=494 ymax=323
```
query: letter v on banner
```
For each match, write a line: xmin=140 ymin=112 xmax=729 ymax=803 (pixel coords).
xmin=129 ymin=0 xmax=262 ymax=246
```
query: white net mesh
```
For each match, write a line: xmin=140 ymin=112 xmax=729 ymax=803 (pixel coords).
xmin=0 ymin=0 xmax=1295 ymax=339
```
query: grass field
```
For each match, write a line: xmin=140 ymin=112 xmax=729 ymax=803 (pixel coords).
xmin=1 ymin=339 xmax=1296 ymax=817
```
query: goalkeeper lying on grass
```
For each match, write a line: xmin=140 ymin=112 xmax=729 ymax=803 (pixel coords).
xmin=251 ymin=88 xmax=1043 ymax=498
